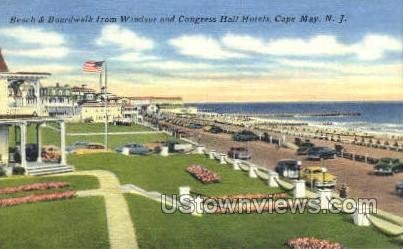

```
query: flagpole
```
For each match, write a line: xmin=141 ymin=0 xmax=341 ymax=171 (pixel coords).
xmin=104 ymin=60 xmax=108 ymax=151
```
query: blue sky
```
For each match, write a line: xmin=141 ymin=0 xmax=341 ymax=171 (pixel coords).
xmin=0 ymin=0 xmax=402 ymax=102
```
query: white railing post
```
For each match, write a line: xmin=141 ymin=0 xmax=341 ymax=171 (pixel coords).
xmin=353 ymin=202 xmax=371 ymax=226
xmin=209 ymin=150 xmax=216 ymax=160
xmin=232 ymin=159 xmax=240 ymax=170
xmin=196 ymin=145 xmax=205 ymax=154
xmin=293 ymin=180 xmax=306 ymax=198
xmin=249 ymin=165 xmax=258 ymax=178
xmin=160 ymin=146 xmax=169 ymax=157
xmin=219 ymin=153 xmax=227 ymax=164
xmin=267 ymin=171 xmax=279 ymax=187
xmin=317 ymin=188 xmax=332 ymax=210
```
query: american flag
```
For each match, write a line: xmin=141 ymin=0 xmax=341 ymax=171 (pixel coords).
xmin=83 ymin=60 xmax=104 ymax=73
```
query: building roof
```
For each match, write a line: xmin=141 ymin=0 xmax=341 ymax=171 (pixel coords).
xmin=0 ymin=49 xmax=9 ymax=72
xmin=80 ymin=102 xmax=121 ymax=107
xmin=126 ymin=96 xmax=182 ymax=101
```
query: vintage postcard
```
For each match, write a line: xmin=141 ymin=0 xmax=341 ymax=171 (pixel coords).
xmin=0 ymin=1 xmax=402 ymax=249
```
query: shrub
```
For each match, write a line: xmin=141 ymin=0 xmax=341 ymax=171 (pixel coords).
xmin=12 ymin=166 xmax=25 ymax=175
xmin=0 ymin=168 xmax=6 ymax=177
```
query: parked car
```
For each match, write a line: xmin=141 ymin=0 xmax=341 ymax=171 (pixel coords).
xmin=296 ymin=142 xmax=315 ymax=155
xmin=396 ymin=181 xmax=403 ymax=196
xmin=115 ymin=143 xmax=151 ymax=155
xmin=232 ymin=130 xmax=259 ymax=142
xmin=301 ymin=166 xmax=336 ymax=188
xmin=227 ymin=147 xmax=251 ymax=160
xmin=176 ymin=129 xmax=191 ymax=138
xmin=73 ymin=143 xmax=109 ymax=155
xmin=66 ymin=141 xmax=90 ymax=153
xmin=188 ymin=123 xmax=203 ymax=129
xmin=275 ymin=159 xmax=300 ymax=179
xmin=209 ymin=126 xmax=224 ymax=134
xmin=307 ymin=147 xmax=336 ymax=160
xmin=374 ymin=158 xmax=403 ymax=175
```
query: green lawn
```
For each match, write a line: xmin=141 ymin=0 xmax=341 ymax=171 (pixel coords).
xmin=126 ymin=195 xmax=400 ymax=249
xmin=69 ymin=153 xmax=282 ymax=196
xmin=0 ymin=197 xmax=109 ymax=249
xmin=66 ymin=123 xmax=153 ymax=133
xmin=8 ymin=123 xmax=175 ymax=149
xmin=66 ymin=133 xmax=174 ymax=149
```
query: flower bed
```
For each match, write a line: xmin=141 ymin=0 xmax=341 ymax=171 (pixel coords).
xmin=208 ymin=192 xmax=288 ymax=201
xmin=0 ymin=182 xmax=69 ymax=195
xmin=0 ymin=191 xmax=76 ymax=208
xmin=186 ymin=165 xmax=220 ymax=183
xmin=285 ymin=237 xmax=343 ymax=249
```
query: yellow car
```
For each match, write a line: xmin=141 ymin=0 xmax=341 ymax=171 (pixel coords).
xmin=301 ymin=166 xmax=336 ymax=188
xmin=73 ymin=143 xmax=110 ymax=155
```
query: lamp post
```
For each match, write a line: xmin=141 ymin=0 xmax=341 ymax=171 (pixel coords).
xmin=297 ymin=160 xmax=302 ymax=180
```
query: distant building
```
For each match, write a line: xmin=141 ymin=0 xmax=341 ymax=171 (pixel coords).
xmin=71 ymin=84 xmax=96 ymax=104
xmin=80 ymin=102 xmax=122 ymax=123
xmin=40 ymin=83 xmax=78 ymax=117
xmin=0 ymin=49 xmax=72 ymax=175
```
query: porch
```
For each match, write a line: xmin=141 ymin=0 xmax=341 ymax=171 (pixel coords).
xmin=0 ymin=117 xmax=74 ymax=175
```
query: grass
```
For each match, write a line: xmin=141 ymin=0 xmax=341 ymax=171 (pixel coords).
xmin=69 ymin=153 xmax=282 ymax=196
xmin=8 ymin=123 xmax=176 ymax=149
xmin=66 ymin=123 xmax=153 ymax=133
xmin=126 ymin=194 xmax=400 ymax=249
xmin=66 ymin=133 xmax=174 ymax=149
xmin=0 ymin=197 xmax=109 ymax=249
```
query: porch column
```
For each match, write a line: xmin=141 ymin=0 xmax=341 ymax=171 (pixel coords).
xmin=36 ymin=123 xmax=42 ymax=162
xmin=60 ymin=121 xmax=66 ymax=165
xmin=20 ymin=123 xmax=27 ymax=168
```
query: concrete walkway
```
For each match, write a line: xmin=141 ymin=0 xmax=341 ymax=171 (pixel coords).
xmin=70 ymin=170 xmax=139 ymax=249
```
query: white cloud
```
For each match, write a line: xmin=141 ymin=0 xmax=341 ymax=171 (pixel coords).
xmin=352 ymin=34 xmax=401 ymax=60
xmin=0 ymin=26 xmax=70 ymax=59
xmin=111 ymin=52 xmax=158 ymax=62
xmin=138 ymin=60 xmax=213 ymax=70
xmin=4 ymin=47 xmax=70 ymax=59
xmin=0 ymin=26 xmax=66 ymax=46
xmin=97 ymin=24 xmax=154 ymax=51
xmin=222 ymin=33 xmax=401 ymax=60
xmin=169 ymin=35 xmax=248 ymax=60
xmin=16 ymin=64 xmax=76 ymax=73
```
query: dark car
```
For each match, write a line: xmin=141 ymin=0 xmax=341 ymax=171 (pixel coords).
xmin=115 ymin=143 xmax=151 ymax=155
xmin=396 ymin=181 xmax=403 ymax=196
xmin=209 ymin=126 xmax=224 ymax=134
xmin=227 ymin=147 xmax=251 ymax=160
xmin=307 ymin=147 xmax=336 ymax=160
xmin=374 ymin=158 xmax=402 ymax=175
xmin=232 ymin=130 xmax=259 ymax=142
xmin=188 ymin=123 xmax=203 ymax=129
xmin=275 ymin=159 xmax=300 ymax=179
xmin=296 ymin=142 xmax=315 ymax=155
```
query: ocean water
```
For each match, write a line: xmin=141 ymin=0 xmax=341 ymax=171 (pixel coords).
xmin=192 ymin=102 xmax=403 ymax=135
